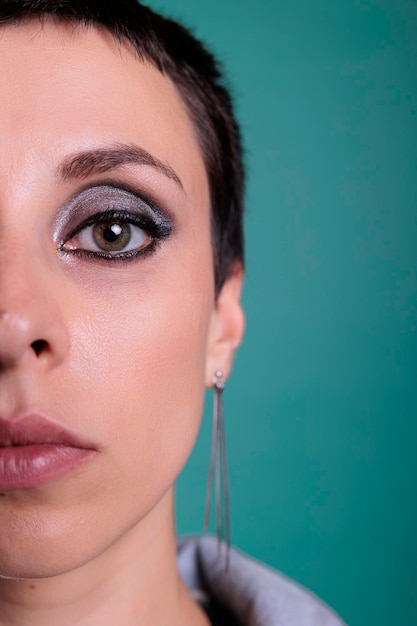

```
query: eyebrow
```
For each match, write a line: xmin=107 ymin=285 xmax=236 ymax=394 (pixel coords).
xmin=57 ymin=143 xmax=183 ymax=189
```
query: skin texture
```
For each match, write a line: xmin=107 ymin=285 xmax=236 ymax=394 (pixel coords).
xmin=0 ymin=21 xmax=244 ymax=626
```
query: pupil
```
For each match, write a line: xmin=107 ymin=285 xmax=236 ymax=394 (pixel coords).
xmin=104 ymin=224 xmax=122 ymax=242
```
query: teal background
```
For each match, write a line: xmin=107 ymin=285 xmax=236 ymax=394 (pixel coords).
xmin=147 ymin=1 xmax=417 ymax=625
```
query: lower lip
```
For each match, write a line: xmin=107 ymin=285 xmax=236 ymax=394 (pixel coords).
xmin=0 ymin=445 xmax=96 ymax=490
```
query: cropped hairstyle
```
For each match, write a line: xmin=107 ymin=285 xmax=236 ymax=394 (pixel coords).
xmin=0 ymin=0 xmax=245 ymax=293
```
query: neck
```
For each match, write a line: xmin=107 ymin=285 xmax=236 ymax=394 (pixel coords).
xmin=0 ymin=489 xmax=209 ymax=626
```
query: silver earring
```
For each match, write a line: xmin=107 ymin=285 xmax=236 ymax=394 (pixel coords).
xmin=204 ymin=370 xmax=230 ymax=570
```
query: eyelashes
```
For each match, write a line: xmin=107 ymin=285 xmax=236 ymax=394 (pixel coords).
xmin=58 ymin=185 xmax=173 ymax=261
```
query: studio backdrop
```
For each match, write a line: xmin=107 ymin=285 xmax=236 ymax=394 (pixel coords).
xmin=144 ymin=2 xmax=417 ymax=625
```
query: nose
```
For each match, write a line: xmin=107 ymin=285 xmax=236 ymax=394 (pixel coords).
xmin=0 ymin=262 xmax=68 ymax=371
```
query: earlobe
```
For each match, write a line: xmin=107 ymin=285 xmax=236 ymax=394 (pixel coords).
xmin=205 ymin=264 xmax=245 ymax=387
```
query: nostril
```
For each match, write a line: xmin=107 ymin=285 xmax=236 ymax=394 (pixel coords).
xmin=31 ymin=339 xmax=48 ymax=357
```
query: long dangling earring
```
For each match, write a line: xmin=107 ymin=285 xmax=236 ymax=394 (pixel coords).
xmin=204 ymin=370 xmax=230 ymax=570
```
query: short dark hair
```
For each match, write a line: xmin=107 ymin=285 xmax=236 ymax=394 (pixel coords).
xmin=0 ymin=0 xmax=244 ymax=293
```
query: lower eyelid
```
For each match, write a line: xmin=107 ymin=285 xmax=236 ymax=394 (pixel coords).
xmin=61 ymin=240 xmax=159 ymax=263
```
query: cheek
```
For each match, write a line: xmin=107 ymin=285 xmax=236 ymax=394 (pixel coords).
xmin=66 ymin=235 xmax=215 ymax=509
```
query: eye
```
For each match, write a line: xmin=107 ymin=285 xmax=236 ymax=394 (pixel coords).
xmin=58 ymin=185 xmax=174 ymax=261
xmin=63 ymin=216 xmax=151 ymax=257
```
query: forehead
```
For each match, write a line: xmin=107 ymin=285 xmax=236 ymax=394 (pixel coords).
xmin=0 ymin=20 xmax=208 ymax=205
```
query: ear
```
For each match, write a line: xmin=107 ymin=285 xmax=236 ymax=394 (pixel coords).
xmin=205 ymin=264 xmax=245 ymax=387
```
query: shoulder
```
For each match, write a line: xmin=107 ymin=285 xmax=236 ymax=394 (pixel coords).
xmin=177 ymin=536 xmax=346 ymax=626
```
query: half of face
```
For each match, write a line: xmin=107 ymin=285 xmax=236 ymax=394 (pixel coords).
xmin=0 ymin=20 xmax=244 ymax=578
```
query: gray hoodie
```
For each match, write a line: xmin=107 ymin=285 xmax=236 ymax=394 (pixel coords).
xmin=177 ymin=537 xmax=346 ymax=626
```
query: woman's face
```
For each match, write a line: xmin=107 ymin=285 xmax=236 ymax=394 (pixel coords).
xmin=0 ymin=21 xmax=242 ymax=578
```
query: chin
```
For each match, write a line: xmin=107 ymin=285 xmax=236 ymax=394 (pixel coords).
xmin=0 ymin=506 xmax=106 ymax=580
xmin=0 ymin=534 xmax=97 ymax=580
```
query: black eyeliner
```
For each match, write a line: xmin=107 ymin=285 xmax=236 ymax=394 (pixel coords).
xmin=61 ymin=209 xmax=171 ymax=245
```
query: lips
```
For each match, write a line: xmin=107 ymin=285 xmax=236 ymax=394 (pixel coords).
xmin=0 ymin=415 xmax=97 ymax=490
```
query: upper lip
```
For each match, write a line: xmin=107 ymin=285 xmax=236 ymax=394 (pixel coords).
xmin=0 ymin=415 xmax=94 ymax=449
